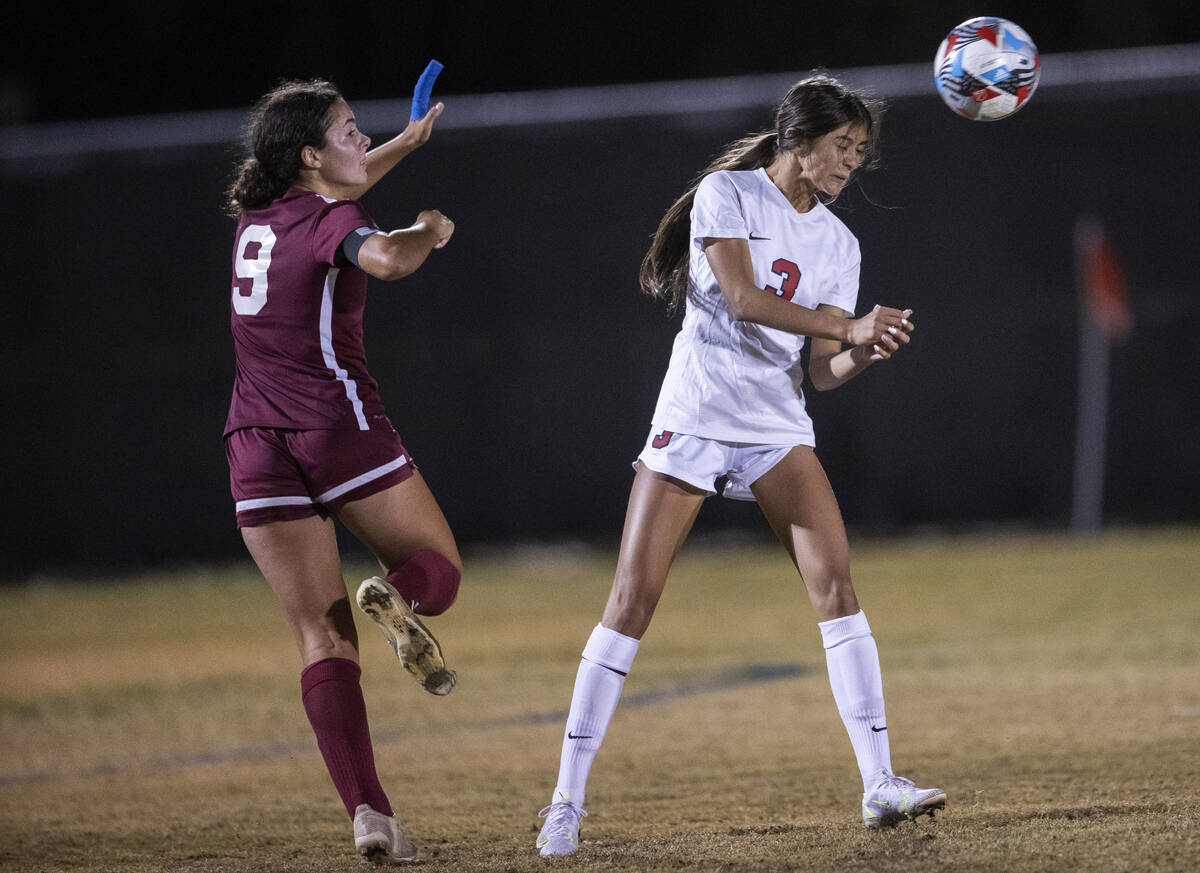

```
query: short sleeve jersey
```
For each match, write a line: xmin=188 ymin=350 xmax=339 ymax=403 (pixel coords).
xmin=650 ymin=168 xmax=861 ymax=444
xmin=224 ymin=188 xmax=383 ymax=435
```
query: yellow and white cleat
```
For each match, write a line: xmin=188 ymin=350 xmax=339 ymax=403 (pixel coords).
xmin=536 ymin=801 xmax=587 ymax=857
xmin=862 ymin=772 xmax=946 ymax=828
xmin=356 ymin=576 xmax=456 ymax=696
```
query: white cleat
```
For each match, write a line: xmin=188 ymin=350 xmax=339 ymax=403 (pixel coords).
xmin=862 ymin=772 xmax=946 ymax=828
xmin=353 ymin=804 xmax=418 ymax=865
xmin=356 ymin=576 xmax=456 ymax=696
xmin=536 ymin=801 xmax=587 ymax=857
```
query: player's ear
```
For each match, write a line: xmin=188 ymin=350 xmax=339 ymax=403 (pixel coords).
xmin=782 ymin=127 xmax=807 ymax=155
xmin=300 ymin=144 xmax=321 ymax=169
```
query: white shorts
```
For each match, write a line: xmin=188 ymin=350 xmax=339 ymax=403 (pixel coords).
xmin=635 ymin=428 xmax=798 ymax=501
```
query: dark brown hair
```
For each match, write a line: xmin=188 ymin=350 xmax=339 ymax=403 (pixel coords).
xmin=639 ymin=73 xmax=882 ymax=311
xmin=225 ymin=79 xmax=343 ymax=217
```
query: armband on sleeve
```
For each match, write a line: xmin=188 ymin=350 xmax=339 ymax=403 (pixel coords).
xmin=339 ymin=227 xmax=380 ymax=268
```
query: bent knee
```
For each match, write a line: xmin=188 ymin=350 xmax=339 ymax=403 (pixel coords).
xmin=386 ymin=548 xmax=460 ymax=616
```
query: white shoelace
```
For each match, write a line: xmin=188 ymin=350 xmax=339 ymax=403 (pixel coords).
xmin=538 ymin=802 xmax=587 ymax=836
xmin=872 ymin=773 xmax=916 ymax=792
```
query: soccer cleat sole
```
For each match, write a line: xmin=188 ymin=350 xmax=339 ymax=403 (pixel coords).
xmin=356 ymin=577 xmax=457 ymax=696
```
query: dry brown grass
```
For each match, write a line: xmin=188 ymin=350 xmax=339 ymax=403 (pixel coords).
xmin=2 ymin=526 xmax=1199 ymax=872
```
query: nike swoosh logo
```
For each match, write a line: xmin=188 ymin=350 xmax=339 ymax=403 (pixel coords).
xmin=749 ymin=233 xmax=771 ymax=240
xmin=567 ymin=731 xmax=593 ymax=739
xmin=871 ymin=725 xmax=888 ymax=733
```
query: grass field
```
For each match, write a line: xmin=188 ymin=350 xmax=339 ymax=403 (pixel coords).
xmin=2 ymin=526 xmax=1198 ymax=873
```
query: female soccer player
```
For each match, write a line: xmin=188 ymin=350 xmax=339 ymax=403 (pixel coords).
xmin=224 ymin=78 xmax=461 ymax=864
xmin=536 ymin=74 xmax=945 ymax=856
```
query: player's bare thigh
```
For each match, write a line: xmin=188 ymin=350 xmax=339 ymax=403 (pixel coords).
xmin=336 ymin=469 xmax=462 ymax=573
xmin=750 ymin=445 xmax=859 ymax=620
xmin=241 ymin=514 xmax=359 ymax=665
xmin=601 ymin=462 xmax=706 ymax=638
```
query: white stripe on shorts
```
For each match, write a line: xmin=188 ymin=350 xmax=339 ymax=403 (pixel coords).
xmin=235 ymin=495 xmax=314 ymax=512
xmin=316 ymin=454 xmax=409 ymax=504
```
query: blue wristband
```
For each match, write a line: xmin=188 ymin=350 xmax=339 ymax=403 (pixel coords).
xmin=411 ymin=60 xmax=444 ymax=121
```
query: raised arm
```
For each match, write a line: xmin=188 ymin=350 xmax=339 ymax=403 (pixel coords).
xmin=702 ymin=237 xmax=908 ymax=345
xmin=344 ymin=103 xmax=445 ymax=201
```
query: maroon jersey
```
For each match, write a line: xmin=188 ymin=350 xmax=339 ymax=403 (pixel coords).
xmin=225 ymin=188 xmax=384 ymax=434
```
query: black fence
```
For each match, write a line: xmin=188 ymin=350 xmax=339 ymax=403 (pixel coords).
xmin=3 ymin=74 xmax=1198 ymax=578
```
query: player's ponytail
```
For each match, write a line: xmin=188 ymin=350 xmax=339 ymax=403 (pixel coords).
xmin=639 ymin=73 xmax=882 ymax=312
xmin=225 ymin=79 xmax=343 ymax=217
xmin=226 ymin=156 xmax=278 ymax=217
xmin=639 ymin=131 xmax=777 ymax=309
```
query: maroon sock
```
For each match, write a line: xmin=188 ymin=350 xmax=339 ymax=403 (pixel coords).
xmin=300 ymin=657 xmax=393 ymax=818
xmin=386 ymin=548 xmax=461 ymax=616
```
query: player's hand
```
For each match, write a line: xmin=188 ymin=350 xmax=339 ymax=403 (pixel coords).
xmin=847 ymin=305 xmax=912 ymax=347
xmin=402 ymin=102 xmax=444 ymax=149
xmin=416 ymin=209 xmax=454 ymax=248
xmin=864 ymin=308 xmax=914 ymax=361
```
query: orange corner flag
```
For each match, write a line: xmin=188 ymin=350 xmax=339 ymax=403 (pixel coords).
xmin=1074 ymin=216 xmax=1132 ymax=343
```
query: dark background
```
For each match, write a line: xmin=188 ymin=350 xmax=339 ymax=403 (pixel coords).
xmin=6 ymin=2 xmax=1200 ymax=124
xmin=3 ymin=4 xmax=1199 ymax=579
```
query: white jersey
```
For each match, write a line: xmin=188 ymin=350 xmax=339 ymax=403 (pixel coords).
xmin=650 ymin=168 xmax=861 ymax=444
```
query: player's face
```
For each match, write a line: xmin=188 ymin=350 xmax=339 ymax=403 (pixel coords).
xmin=800 ymin=122 xmax=869 ymax=197
xmin=313 ymin=99 xmax=371 ymax=192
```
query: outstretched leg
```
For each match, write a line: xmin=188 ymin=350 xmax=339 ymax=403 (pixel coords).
xmin=751 ymin=446 xmax=944 ymax=826
xmin=538 ymin=465 xmax=705 ymax=856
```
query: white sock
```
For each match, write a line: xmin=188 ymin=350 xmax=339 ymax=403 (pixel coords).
xmin=551 ymin=623 xmax=639 ymax=810
xmin=818 ymin=610 xmax=892 ymax=790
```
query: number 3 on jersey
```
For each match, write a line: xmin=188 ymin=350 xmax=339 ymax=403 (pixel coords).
xmin=232 ymin=224 xmax=276 ymax=315
xmin=766 ymin=257 xmax=801 ymax=302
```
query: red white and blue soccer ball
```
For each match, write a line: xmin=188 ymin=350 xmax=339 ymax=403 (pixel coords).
xmin=934 ymin=17 xmax=1040 ymax=120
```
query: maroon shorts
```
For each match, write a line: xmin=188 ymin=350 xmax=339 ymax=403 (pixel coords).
xmin=225 ymin=422 xmax=416 ymax=528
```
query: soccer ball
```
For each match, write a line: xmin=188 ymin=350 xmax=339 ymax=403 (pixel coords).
xmin=934 ymin=17 xmax=1040 ymax=120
